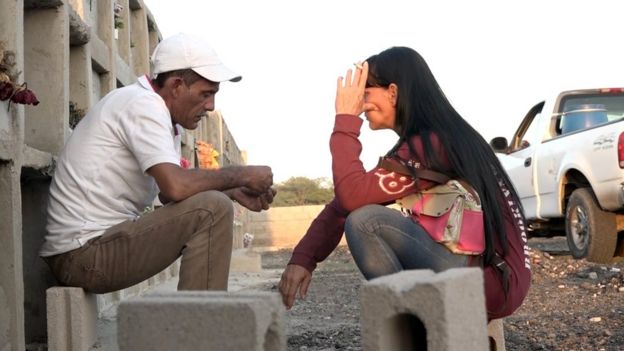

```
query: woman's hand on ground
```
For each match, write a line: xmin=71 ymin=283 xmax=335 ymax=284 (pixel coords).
xmin=278 ymin=264 xmax=312 ymax=309
xmin=335 ymin=61 xmax=368 ymax=116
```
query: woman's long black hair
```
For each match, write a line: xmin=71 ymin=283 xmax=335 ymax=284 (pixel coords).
xmin=366 ymin=46 xmax=524 ymax=264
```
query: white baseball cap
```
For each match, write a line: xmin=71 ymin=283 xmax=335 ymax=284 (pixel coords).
xmin=151 ymin=33 xmax=241 ymax=83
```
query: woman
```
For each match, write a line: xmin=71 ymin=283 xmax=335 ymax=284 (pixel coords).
xmin=278 ymin=47 xmax=531 ymax=320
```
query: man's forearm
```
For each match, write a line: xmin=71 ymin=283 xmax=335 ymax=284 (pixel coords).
xmin=191 ymin=166 xmax=251 ymax=191
xmin=148 ymin=163 xmax=272 ymax=203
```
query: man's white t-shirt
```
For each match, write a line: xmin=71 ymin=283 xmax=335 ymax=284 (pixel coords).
xmin=41 ymin=76 xmax=181 ymax=256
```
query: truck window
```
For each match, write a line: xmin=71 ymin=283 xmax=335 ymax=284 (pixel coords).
xmin=557 ymin=93 xmax=624 ymax=135
xmin=508 ymin=101 xmax=545 ymax=153
xmin=510 ymin=111 xmax=542 ymax=152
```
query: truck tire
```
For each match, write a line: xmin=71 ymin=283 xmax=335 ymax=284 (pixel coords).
xmin=565 ymin=188 xmax=617 ymax=263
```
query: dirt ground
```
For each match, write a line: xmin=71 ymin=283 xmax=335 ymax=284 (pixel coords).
xmin=256 ymin=237 xmax=624 ymax=351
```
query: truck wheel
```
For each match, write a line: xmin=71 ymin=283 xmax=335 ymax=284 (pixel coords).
xmin=565 ymin=188 xmax=617 ymax=263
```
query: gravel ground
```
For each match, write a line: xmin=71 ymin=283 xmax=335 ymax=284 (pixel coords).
xmin=256 ymin=237 xmax=624 ymax=351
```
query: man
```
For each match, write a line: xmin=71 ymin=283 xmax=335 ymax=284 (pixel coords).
xmin=40 ymin=33 xmax=274 ymax=293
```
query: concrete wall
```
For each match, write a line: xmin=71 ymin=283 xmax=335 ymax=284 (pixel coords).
xmin=246 ymin=205 xmax=347 ymax=250
xmin=189 ymin=110 xmax=247 ymax=168
xmin=1 ymin=0 xmax=26 ymax=349
xmin=0 ymin=0 xmax=249 ymax=348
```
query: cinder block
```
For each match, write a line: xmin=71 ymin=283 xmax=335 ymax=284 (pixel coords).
xmin=168 ymin=259 xmax=180 ymax=277
xmin=118 ymin=291 xmax=286 ymax=351
xmin=230 ymin=248 xmax=262 ymax=273
xmin=46 ymin=287 xmax=98 ymax=351
xmin=488 ymin=319 xmax=506 ymax=351
xmin=360 ymin=268 xmax=488 ymax=351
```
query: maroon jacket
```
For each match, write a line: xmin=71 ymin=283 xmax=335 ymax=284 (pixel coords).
xmin=288 ymin=114 xmax=531 ymax=319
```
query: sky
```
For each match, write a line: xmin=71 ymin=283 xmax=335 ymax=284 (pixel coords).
xmin=143 ymin=0 xmax=624 ymax=183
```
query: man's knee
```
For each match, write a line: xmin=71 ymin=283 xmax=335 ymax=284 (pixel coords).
xmin=345 ymin=204 xmax=379 ymax=230
xmin=184 ymin=191 xmax=233 ymax=218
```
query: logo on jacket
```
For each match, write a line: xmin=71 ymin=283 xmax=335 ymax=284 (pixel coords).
xmin=375 ymin=171 xmax=415 ymax=194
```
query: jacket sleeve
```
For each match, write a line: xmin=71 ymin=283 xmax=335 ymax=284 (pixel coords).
xmin=288 ymin=114 xmax=446 ymax=272
xmin=330 ymin=114 xmax=437 ymax=211
xmin=288 ymin=198 xmax=349 ymax=272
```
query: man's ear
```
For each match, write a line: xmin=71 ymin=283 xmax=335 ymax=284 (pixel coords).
xmin=167 ymin=77 xmax=184 ymax=98
xmin=388 ymin=83 xmax=398 ymax=106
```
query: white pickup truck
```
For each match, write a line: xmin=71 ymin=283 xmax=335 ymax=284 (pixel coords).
xmin=490 ymin=87 xmax=624 ymax=263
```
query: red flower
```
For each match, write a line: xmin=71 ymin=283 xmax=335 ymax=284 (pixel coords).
xmin=0 ymin=82 xmax=13 ymax=101
xmin=180 ymin=157 xmax=191 ymax=169
xmin=10 ymin=85 xmax=39 ymax=106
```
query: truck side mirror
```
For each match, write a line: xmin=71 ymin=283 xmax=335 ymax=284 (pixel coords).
xmin=490 ymin=137 xmax=508 ymax=153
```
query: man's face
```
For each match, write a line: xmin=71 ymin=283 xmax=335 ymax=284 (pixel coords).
xmin=171 ymin=78 xmax=220 ymax=129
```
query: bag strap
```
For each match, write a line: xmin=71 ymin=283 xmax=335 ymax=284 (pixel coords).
xmin=377 ymin=157 xmax=450 ymax=184
xmin=491 ymin=254 xmax=510 ymax=296
xmin=468 ymin=252 xmax=510 ymax=299
xmin=378 ymin=157 xmax=481 ymax=204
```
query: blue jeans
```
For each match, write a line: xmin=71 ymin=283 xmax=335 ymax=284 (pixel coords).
xmin=345 ymin=204 xmax=469 ymax=280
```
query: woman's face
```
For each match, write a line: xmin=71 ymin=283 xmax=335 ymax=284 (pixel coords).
xmin=363 ymin=84 xmax=396 ymax=131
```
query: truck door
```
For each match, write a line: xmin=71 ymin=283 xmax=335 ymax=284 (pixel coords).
xmin=498 ymin=102 xmax=545 ymax=219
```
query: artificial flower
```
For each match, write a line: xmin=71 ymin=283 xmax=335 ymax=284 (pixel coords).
xmin=10 ymin=85 xmax=39 ymax=105
xmin=0 ymin=82 xmax=13 ymax=100
xmin=180 ymin=157 xmax=191 ymax=169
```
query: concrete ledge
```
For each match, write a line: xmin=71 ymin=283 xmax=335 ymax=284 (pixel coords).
xmin=89 ymin=36 xmax=111 ymax=74
xmin=129 ymin=0 xmax=144 ymax=10
xmin=360 ymin=268 xmax=488 ymax=351
xmin=118 ymin=291 xmax=286 ymax=351
xmin=46 ymin=287 xmax=97 ymax=351
xmin=68 ymin=5 xmax=90 ymax=46
xmin=114 ymin=56 xmax=134 ymax=87
xmin=22 ymin=145 xmax=54 ymax=173
xmin=24 ymin=0 xmax=63 ymax=9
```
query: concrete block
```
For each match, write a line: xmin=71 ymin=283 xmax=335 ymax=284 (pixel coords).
xmin=118 ymin=291 xmax=286 ymax=351
xmin=360 ymin=268 xmax=488 ymax=351
xmin=168 ymin=259 xmax=180 ymax=277
xmin=147 ymin=275 xmax=157 ymax=287
xmin=230 ymin=248 xmax=262 ymax=273
xmin=46 ymin=287 xmax=97 ymax=351
xmin=157 ymin=266 xmax=170 ymax=282
xmin=96 ymin=292 xmax=117 ymax=316
xmin=488 ymin=319 xmax=506 ymax=351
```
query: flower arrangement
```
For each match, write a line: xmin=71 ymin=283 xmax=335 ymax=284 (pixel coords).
xmin=0 ymin=42 xmax=39 ymax=110
xmin=196 ymin=140 xmax=220 ymax=169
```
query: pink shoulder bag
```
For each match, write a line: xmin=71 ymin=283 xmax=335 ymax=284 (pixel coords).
xmin=378 ymin=157 xmax=485 ymax=255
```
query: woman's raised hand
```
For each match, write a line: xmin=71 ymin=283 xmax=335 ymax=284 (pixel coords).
xmin=335 ymin=61 xmax=368 ymax=116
